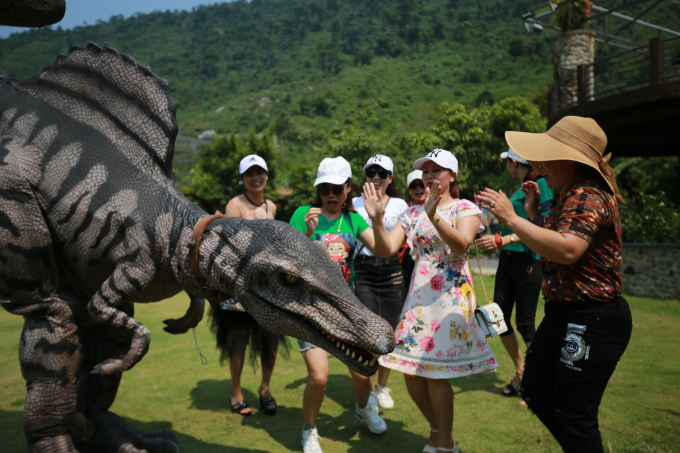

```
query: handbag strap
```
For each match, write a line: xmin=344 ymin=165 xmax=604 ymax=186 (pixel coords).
xmin=465 ymin=246 xmax=490 ymax=307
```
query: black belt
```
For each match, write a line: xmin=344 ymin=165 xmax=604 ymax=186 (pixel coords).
xmin=355 ymin=254 xmax=400 ymax=265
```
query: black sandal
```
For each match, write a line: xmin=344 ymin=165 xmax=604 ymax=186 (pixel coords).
xmin=260 ymin=395 xmax=277 ymax=416
xmin=503 ymin=374 xmax=522 ymax=396
xmin=231 ymin=400 xmax=252 ymax=416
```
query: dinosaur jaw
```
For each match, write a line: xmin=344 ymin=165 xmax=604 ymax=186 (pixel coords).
xmin=237 ymin=289 xmax=382 ymax=376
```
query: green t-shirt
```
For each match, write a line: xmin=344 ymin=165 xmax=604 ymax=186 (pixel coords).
xmin=501 ymin=178 xmax=553 ymax=260
xmin=289 ymin=206 xmax=370 ymax=279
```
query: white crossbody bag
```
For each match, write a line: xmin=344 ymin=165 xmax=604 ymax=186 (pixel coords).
xmin=467 ymin=248 xmax=508 ymax=338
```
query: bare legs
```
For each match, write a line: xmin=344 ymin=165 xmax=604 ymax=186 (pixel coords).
xmin=229 ymin=339 xmax=279 ymax=415
xmin=404 ymin=375 xmax=455 ymax=451
xmin=302 ymin=347 xmax=372 ymax=428
xmin=369 ymin=365 xmax=392 ymax=391
xmin=500 ymin=332 xmax=530 ymax=392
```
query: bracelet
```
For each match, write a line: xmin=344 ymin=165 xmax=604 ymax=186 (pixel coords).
xmin=494 ymin=233 xmax=503 ymax=248
xmin=433 ymin=214 xmax=441 ymax=224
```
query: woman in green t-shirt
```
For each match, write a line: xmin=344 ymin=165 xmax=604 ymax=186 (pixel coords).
xmin=289 ymin=157 xmax=387 ymax=453
xmin=476 ymin=148 xmax=553 ymax=400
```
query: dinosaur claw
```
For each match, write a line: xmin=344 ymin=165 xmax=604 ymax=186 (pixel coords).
xmin=90 ymin=358 xmax=124 ymax=375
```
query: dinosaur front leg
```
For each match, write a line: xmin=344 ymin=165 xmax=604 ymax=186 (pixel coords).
xmin=19 ymin=299 xmax=83 ymax=453
xmin=162 ymin=293 xmax=205 ymax=334
xmin=86 ymin=267 xmax=151 ymax=375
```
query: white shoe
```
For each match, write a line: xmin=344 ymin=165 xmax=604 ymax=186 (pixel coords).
xmin=375 ymin=384 xmax=394 ymax=409
xmin=436 ymin=441 xmax=459 ymax=453
xmin=355 ymin=398 xmax=387 ymax=434
xmin=301 ymin=426 xmax=322 ymax=453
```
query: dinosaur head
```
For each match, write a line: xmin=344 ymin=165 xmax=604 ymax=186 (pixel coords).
xmin=197 ymin=218 xmax=395 ymax=376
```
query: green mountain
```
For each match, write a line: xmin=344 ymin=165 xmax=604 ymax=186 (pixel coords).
xmin=0 ymin=0 xmax=556 ymax=138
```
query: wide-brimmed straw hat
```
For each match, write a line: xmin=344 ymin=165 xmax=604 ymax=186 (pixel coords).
xmin=505 ymin=116 xmax=624 ymax=203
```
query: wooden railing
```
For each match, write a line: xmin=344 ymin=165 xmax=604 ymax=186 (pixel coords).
xmin=548 ymin=36 xmax=680 ymax=120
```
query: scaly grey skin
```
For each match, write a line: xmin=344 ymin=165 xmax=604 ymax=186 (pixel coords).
xmin=0 ymin=0 xmax=66 ymax=28
xmin=0 ymin=43 xmax=395 ymax=453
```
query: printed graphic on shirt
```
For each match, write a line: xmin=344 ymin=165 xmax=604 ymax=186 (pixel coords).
xmin=562 ymin=323 xmax=587 ymax=363
xmin=316 ymin=233 xmax=354 ymax=281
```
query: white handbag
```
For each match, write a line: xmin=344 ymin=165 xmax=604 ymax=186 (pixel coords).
xmin=467 ymin=249 xmax=508 ymax=338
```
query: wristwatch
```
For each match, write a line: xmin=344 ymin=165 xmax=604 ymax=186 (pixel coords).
xmin=509 ymin=234 xmax=516 ymax=243
xmin=433 ymin=214 xmax=441 ymax=224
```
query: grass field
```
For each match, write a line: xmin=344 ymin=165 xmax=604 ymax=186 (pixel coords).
xmin=1 ymin=275 xmax=678 ymax=453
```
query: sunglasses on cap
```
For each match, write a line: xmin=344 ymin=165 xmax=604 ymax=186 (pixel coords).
xmin=409 ymin=181 xmax=425 ymax=190
xmin=365 ymin=167 xmax=391 ymax=179
xmin=532 ymin=198 xmax=557 ymax=227
xmin=318 ymin=183 xmax=348 ymax=196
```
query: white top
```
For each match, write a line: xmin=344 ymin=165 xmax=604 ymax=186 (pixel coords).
xmin=353 ymin=196 xmax=409 ymax=256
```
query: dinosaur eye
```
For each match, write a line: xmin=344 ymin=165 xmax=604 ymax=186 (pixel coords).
xmin=284 ymin=274 xmax=298 ymax=284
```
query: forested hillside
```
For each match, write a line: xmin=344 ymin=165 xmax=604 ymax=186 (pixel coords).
xmin=0 ymin=0 xmax=554 ymax=137
xmin=2 ymin=0 xmax=678 ymax=239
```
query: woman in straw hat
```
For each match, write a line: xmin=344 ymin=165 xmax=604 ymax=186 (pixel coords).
xmin=478 ymin=116 xmax=633 ymax=453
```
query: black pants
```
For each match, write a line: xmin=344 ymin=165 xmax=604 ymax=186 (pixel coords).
xmin=522 ymin=297 xmax=632 ymax=453
xmin=354 ymin=254 xmax=405 ymax=329
xmin=494 ymin=250 xmax=542 ymax=343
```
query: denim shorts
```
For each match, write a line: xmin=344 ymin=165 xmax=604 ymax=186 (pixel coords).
xmin=298 ymin=280 xmax=355 ymax=352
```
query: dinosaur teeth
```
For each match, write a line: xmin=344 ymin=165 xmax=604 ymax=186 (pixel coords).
xmin=351 ymin=352 xmax=356 ymax=359
xmin=358 ymin=356 xmax=364 ymax=364
xmin=346 ymin=349 xmax=351 ymax=356
xmin=336 ymin=341 xmax=341 ymax=348
xmin=369 ymin=358 xmax=375 ymax=366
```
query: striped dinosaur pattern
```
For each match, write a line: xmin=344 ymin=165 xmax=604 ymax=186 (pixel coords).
xmin=0 ymin=43 xmax=395 ymax=453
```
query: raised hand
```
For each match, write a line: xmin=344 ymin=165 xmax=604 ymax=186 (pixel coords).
xmin=362 ymin=182 xmax=384 ymax=220
xmin=477 ymin=188 xmax=514 ymax=225
xmin=424 ymin=181 xmax=442 ymax=220
xmin=476 ymin=234 xmax=498 ymax=251
xmin=521 ymin=181 xmax=541 ymax=220
xmin=304 ymin=208 xmax=321 ymax=237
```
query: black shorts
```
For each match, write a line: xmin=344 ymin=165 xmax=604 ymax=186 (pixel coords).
xmin=353 ymin=254 xmax=406 ymax=329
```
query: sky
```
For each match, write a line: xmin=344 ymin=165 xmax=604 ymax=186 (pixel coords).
xmin=1 ymin=0 xmax=228 ymax=39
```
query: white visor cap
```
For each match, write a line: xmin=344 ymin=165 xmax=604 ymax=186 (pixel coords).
xmin=500 ymin=148 xmax=530 ymax=165
xmin=314 ymin=156 xmax=352 ymax=186
xmin=413 ymin=149 xmax=458 ymax=173
xmin=406 ymin=170 xmax=423 ymax=187
xmin=363 ymin=154 xmax=394 ymax=173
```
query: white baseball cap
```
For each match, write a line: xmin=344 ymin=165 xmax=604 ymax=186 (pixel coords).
xmin=500 ymin=148 xmax=530 ymax=165
xmin=314 ymin=157 xmax=352 ymax=186
xmin=413 ymin=149 xmax=458 ymax=173
xmin=363 ymin=154 xmax=394 ymax=173
xmin=239 ymin=154 xmax=268 ymax=175
xmin=406 ymin=170 xmax=423 ymax=187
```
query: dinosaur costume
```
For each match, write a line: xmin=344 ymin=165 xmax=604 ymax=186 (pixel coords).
xmin=0 ymin=4 xmax=395 ymax=453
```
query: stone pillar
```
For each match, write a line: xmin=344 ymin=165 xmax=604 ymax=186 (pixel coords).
xmin=552 ymin=30 xmax=596 ymax=112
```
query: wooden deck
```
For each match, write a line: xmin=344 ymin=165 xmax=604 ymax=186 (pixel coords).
xmin=548 ymin=37 xmax=680 ymax=157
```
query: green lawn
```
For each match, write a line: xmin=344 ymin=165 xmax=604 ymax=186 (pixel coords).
xmin=1 ymin=276 xmax=678 ymax=452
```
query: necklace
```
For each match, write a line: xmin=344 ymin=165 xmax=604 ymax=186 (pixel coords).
xmin=244 ymin=193 xmax=267 ymax=213
xmin=336 ymin=211 xmax=344 ymax=233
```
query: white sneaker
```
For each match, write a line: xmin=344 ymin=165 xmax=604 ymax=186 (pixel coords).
xmin=355 ymin=398 xmax=387 ymax=434
xmin=301 ymin=426 xmax=322 ymax=453
xmin=375 ymin=384 xmax=394 ymax=409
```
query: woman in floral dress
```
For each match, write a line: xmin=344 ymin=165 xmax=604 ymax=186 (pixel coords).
xmin=363 ymin=149 xmax=498 ymax=453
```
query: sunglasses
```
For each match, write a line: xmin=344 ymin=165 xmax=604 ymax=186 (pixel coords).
xmin=318 ymin=183 xmax=348 ymax=196
xmin=409 ymin=181 xmax=425 ymax=190
xmin=365 ymin=167 xmax=391 ymax=179
xmin=532 ymin=198 xmax=557 ymax=227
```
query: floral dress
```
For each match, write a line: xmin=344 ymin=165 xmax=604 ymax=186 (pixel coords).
xmin=379 ymin=199 xmax=499 ymax=379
